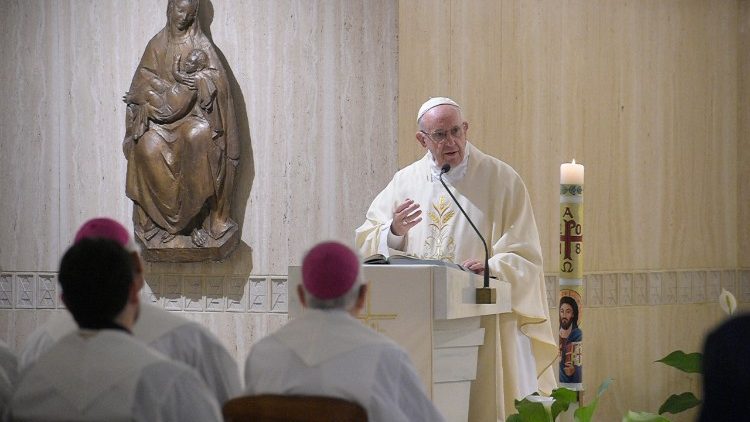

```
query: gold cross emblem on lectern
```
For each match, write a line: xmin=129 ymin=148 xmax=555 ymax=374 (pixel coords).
xmin=356 ymin=289 xmax=397 ymax=333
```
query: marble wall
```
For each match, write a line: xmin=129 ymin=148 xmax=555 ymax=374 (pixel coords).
xmin=396 ymin=1 xmax=748 ymax=419
xmin=740 ymin=0 xmax=750 ymax=268
xmin=0 ymin=0 xmax=398 ymax=273
xmin=0 ymin=0 xmax=398 ymax=356
xmin=398 ymin=0 xmax=746 ymax=274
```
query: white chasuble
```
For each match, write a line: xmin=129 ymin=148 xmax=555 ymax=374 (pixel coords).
xmin=355 ymin=142 xmax=557 ymax=418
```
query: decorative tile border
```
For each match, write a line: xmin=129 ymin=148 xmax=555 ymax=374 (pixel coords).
xmin=633 ymin=273 xmax=648 ymax=305
xmin=205 ymin=276 xmax=225 ymax=312
xmin=740 ymin=270 xmax=750 ymax=303
xmin=145 ymin=274 xmax=289 ymax=313
xmin=547 ymin=269 xmax=748 ymax=308
xmin=0 ymin=274 xmax=13 ymax=309
xmin=270 ymin=277 xmax=288 ymax=313
xmin=16 ymin=274 xmax=36 ymax=309
xmin=226 ymin=276 xmax=248 ymax=312
xmin=248 ymin=277 xmax=267 ymax=312
xmin=163 ymin=275 xmax=184 ymax=311
xmin=2 ymin=269 xmax=749 ymax=312
xmin=183 ymin=276 xmax=204 ymax=312
xmin=37 ymin=273 xmax=58 ymax=309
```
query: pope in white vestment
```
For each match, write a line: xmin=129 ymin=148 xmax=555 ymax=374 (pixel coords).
xmin=244 ymin=241 xmax=445 ymax=422
xmin=355 ymin=97 xmax=557 ymax=419
xmin=10 ymin=329 xmax=222 ymax=422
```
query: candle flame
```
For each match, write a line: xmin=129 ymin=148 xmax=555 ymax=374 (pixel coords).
xmin=571 ymin=159 xmax=576 ymax=164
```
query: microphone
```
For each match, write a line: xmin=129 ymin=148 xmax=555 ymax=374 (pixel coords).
xmin=438 ymin=164 xmax=495 ymax=304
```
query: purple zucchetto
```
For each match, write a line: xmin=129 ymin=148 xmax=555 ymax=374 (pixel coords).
xmin=302 ymin=241 xmax=360 ymax=300
xmin=74 ymin=218 xmax=139 ymax=253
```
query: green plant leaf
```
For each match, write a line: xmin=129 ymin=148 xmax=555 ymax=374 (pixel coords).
xmin=514 ymin=399 xmax=550 ymax=422
xmin=551 ymin=387 xmax=579 ymax=403
xmin=573 ymin=378 xmax=613 ymax=422
xmin=550 ymin=387 xmax=578 ymax=420
xmin=595 ymin=377 xmax=613 ymax=397
xmin=507 ymin=395 xmax=552 ymax=421
xmin=574 ymin=401 xmax=597 ymax=422
xmin=658 ymin=392 xmax=701 ymax=415
xmin=655 ymin=351 xmax=702 ymax=373
xmin=621 ymin=410 xmax=672 ymax=421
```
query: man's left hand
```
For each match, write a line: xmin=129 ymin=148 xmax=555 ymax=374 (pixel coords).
xmin=461 ymin=259 xmax=484 ymax=275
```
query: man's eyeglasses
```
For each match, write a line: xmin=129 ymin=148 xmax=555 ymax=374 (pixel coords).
xmin=420 ymin=125 xmax=464 ymax=143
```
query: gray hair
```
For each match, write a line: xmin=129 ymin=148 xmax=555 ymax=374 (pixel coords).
xmin=302 ymin=276 xmax=364 ymax=311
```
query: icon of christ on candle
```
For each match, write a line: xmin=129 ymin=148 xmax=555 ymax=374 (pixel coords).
xmin=559 ymin=293 xmax=582 ymax=384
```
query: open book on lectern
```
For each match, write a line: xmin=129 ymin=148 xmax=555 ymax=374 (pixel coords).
xmin=363 ymin=250 xmax=465 ymax=272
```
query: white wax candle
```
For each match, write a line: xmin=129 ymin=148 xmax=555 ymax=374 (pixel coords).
xmin=560 ymin=159 xmax=584 ymax=185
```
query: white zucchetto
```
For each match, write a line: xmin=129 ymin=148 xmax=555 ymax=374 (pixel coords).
xmin=417 ymin=97 xmax=461 ymax=123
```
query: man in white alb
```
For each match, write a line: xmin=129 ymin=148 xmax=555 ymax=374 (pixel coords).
xmin=18 ymin=218 xmax=242 ymax=406
xmin=0 ymin=340 xmax=17 ymax=413
xmin=244 ymin=241 xmax=445 ymax=422
xmin=355 ymin=97 xmax=557 ymax=419
xmin=8 ymin=238 xmax=222 ymax=421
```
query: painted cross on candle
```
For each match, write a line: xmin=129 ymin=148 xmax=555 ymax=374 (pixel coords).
xmin=561 ymin=218 xmax=583 ymax=261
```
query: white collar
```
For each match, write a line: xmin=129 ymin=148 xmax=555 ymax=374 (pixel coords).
xmin=429 ymin=142 xmax=471 ymax=183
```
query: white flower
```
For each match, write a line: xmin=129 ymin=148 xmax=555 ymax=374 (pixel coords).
xmin=719 ymin=288 xmax=737 ymax=316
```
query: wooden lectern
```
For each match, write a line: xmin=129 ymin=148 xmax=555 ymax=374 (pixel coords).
xmin=288 ymin=264 xmax=512 ymax=422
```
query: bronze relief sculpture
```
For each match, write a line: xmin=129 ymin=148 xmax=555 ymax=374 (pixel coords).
xmin=123 ymin=0 xmax=239 ymax=262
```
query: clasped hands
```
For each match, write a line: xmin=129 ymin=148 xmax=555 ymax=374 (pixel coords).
xmin=390 ymin=198 xmax=485 ymax=275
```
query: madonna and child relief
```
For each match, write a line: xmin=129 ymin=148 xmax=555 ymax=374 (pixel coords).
xmin=122 ymin=0 xmax=241 ymax=262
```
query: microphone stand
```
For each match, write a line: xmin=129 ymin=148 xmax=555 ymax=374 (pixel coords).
xmin=438 ymin=164 xmax=496 ymax=304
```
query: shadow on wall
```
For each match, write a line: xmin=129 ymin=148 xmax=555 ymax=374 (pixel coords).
xmin=200 ymin=0 xmax=256 ymax=261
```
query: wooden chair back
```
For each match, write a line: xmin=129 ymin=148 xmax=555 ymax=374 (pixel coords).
xmin=222 ymin=394 xmax=368 ymax=422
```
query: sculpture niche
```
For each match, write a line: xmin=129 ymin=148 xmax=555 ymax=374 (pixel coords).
xmin=122 ymin=0 xmax=240 ymax=262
